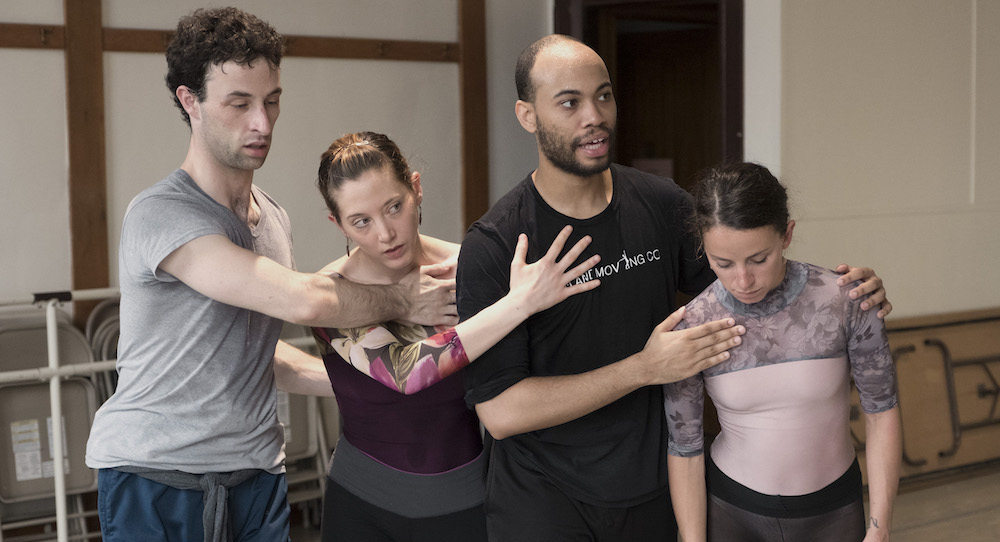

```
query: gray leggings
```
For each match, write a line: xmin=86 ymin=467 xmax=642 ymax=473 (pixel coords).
xmin=707 ymin=493 xmax=865 ymax=542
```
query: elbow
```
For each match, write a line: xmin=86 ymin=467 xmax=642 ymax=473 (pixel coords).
xmin=475 ymin=400 xmax=518 ymax=440
xmin=291 ymin=300 xmax=326 ymax=327
xmin=284 ymin=276 xmax=331 ymax=326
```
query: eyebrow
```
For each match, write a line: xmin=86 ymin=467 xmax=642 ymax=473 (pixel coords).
xmin=708 ymin=248 xmax=771 ymax=263
xmin=551 ymin=81 xmax=612 ymax=100
xmin=225 ymin=87 xmax=283 ymax=99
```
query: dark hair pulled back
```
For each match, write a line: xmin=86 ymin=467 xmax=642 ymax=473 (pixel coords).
xmin=316 ymin=132 xmax=414 ymax=220
xmin=689 ymin=162 xmax=790 ymax=240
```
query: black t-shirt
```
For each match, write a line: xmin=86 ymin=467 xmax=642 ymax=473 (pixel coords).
xmin=457 ymin=164 xmax=715 ymax=506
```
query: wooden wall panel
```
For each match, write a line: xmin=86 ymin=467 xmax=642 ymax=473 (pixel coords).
xmin=1 ymin=1 xmax=487 ymax=321
xmin=853 ymin=309 xmax=1000 ymax=483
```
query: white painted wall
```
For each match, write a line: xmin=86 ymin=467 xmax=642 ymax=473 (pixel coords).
xmin=0 ymin=0 xmax=549 ymax=308
xmin=2 ymin=0 xmax=996 ymax=320
xmin=776 ymin=0 xmax=1000 ymax=318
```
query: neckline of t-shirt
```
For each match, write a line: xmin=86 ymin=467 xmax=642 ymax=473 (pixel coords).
xmin=526 ymin=165 xmax=619 ymax=226
xmin=174 ymin=169 xmax=268 ymax=238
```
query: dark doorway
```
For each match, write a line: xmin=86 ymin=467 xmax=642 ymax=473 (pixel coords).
xmin=555 ymin=0 xmax=743 ymax=192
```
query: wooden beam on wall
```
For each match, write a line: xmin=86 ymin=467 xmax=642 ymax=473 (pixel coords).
xmin=2 ymin=6 xmax=489 ymax=316
xmin=63 ymin=0 xmax=109 ymax=328
xmin=458 ymin=0 xmax=490 ymax=228
xmin=0 ymin=23 xmax=65 ymax=49
xmin=103 ymin=28 xmax=460 ymax=63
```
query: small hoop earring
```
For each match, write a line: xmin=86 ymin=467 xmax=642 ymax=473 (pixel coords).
xmin=346 ymin=238 xmax=351 ymax=256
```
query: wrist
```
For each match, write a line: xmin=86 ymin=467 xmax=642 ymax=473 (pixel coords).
xmin=391 ymin=283 xmax=415 ymax=322
xmin=618 ymin=351 xmax=653 ymax=389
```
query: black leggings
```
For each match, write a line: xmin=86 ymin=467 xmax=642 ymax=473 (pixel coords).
xmin=708 ymin=494 xmax=865 ymax=542
xmin=706 ymin=456 xmax=866 ymax=542
xmin=320 ymin=478 xmax=487 ymax=542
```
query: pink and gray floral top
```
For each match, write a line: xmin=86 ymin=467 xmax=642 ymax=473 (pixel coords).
xmin=663 ymin=260 xmax=897 ymax=496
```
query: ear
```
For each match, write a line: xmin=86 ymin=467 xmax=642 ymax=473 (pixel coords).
xmin=782 ymin=220 xmax=796 ymax=250
xmin=329 ymin=211 xmax=348 ymax=232
xmin=176 ymin=85 xmax=201 ymax=122
xmin=515 ymin=100 xmax=537 ymax=134
xmin=410 ymin=171 xmax=423 ymax=206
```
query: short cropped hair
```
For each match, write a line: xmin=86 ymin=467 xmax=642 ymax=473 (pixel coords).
xmin=514 ymin=34 xmax=582 ymax=102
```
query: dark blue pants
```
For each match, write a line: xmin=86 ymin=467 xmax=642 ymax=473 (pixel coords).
xmin=97 ymin=468 xmax=290 ymax=542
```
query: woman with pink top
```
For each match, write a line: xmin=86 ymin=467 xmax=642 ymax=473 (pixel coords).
xmin=664 ymin=162 xmax=901 ymax=542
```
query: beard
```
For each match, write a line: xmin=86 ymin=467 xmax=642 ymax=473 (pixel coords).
xmin=200 ymin=119 xmax=269 ymax=172
xmin=536 ymin=121 xmax=614 ymax=177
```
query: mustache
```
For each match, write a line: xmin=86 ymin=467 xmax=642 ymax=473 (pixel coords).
xmin=575 ymin=125 xmax=614 ymax=145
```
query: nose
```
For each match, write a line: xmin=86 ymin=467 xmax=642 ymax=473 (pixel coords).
xmin=580 ymin=99 xmax=605 ymax=128
xmin=375 ymin=220 xmax=394 ymax=243
xmin=249 ymin=105 xmax=273 ymax=135
xmin=736 ymin=266 xmax=754 ymax=290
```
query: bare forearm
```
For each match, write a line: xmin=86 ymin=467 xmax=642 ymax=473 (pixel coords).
xmin=668 ymin=454 xmax=707 ymax=542
xmin=475 ymin=352 xmax=652 ymax=440
xmin=159 ymin=236 xmax=410 ymax=328
xmin=290 ymin=275 xmax=408 ymax=328
xmin=864 ymin=407 xmax=902 ymax=540
xmin=454 ymin=292 xmax=532 ymax=361
xmin=273 ymin=340 xmax=334 ymax=397
xmin=301 ymin=275 xmax=410 ymax=328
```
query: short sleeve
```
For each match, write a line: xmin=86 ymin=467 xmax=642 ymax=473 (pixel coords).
xmin=663 ymin=303 xmax=708 ymax=457
xmin=847 ymin=292 xmax=898 ymax=414
xmin=121 ymin=194 xmax=232 ymax=283
xmin=456 ymin=223 xmax=532 ymax=406
xmin=663 ymin=370 xmax=706 ymax=457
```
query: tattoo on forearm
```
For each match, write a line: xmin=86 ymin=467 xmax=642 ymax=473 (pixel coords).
xmin=870 ymin=517 xmax=880 ymax=529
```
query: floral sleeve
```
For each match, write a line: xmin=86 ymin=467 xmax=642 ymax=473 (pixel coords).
xmin=312 ymin=322 xmax=470 ymax=395
xmin=846 ymin=293 xmax=898 ymax=413
xmin=663 ymin=319 xmax=708 ymax=457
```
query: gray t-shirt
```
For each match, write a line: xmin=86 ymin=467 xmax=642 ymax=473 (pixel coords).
xmin=86 ymin=169 xmax=294 ymax=474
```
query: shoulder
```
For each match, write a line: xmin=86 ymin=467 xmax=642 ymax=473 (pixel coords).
xmin=610 ymin=164 xmax=694 ymax=230
xmin=611 ymin=164 xmax=690 ymax=202
xmin=801 ymin=262 xmax=854 ymax=296
xmin=463 ymin=176 xmax=535 ymax=253
xmin=318 ymin=255 xmax=348 ymax=276
xmin=128 ymin=170 xmax=212 ymax=216
xmin=251 ymin=184 xmax=290 ymax=219
xmin=421 ymin=235 xmax=461 ymax=262
xmin=477 ymin=176 xmax=536 ymax=230
xmin=679 ymin=282 xmax=727 ymax=327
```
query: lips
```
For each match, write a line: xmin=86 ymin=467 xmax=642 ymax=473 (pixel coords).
xmin=245 ymin=140 xmax=270 ymax=156
xmin=734 ymin=289 xmax=763 ymax=302
xmin=384 ymin=244 xmax=405 ymax=258
xmin=577 ymin=134 xmax=609 ymax=158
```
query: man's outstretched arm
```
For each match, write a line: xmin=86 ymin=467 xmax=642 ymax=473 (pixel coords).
xmin=475 ymin=307 xmax=744 ymax=439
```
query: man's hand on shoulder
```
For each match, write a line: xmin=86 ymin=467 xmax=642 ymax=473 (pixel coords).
xmin=835 ymin=264 xmax=892 ymax=319
xmin=399 ymin=263 xmax=458 ymax=327
xmin=635 ymin=306 xmax=745 ymax=384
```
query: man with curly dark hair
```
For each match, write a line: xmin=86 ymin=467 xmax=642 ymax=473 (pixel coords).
xmin=86 ymin=7 xmax=457 ymax=541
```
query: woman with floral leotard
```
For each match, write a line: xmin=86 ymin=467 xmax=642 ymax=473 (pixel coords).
xmin=663 ymin=162 xmax=902 ymax=542
xmin=310 ymin=131 xmax=600 ymax=542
